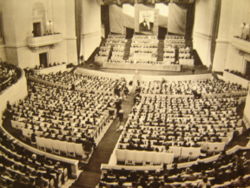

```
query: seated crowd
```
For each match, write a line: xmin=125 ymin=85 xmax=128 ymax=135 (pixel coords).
xmin=178 ymin=46 xmax=194 ymax=66
xmin=98 ymin=149 xmax=250 ymax=187
xmin=0 ymin=130 xmax=69 ymax=188
xmin=95 ymin=34 xmax=127 ymax=63
xmin=115 ymin=78 xmax=247 ymax=163
xmin=110 ymin=44 xmax=126 ymax=63
xmin=96 ymin=34 xmax=195 ymax=67
xmin=7 ymin=71 xmax=127 ymax=159
xmin=225 ymin=69 xmax=250 ymax=81
xmin=118 ymin=94 xmax=243 ymax=152
xmin=140 ymin=78 xmax=247 ymax=96
xmin=1 ymin=61 xmax=249 ymax=187
xmin=30 ymin=71 xmax=121 ymax=93
xmin=98 ymin=76 xmax=249 ymax=187
xmin=128 ymin=36 xmax=158 ymax=64
xmin=164 ymin=35 xmax=186 ymax=48
xmin=163 ymin=45 xmax=175 ymax=64
xmin=0 ymin=61 xmax=21 ymax=93
xmin=33 ymin=62 xmax=67 ymax=70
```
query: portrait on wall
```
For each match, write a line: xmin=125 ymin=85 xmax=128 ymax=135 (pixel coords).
xmin=139 ymin=10 xmax=154 ymax=33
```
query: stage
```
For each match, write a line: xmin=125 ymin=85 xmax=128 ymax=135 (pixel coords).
xmin=102 ymin=62 xmax=182 ymax=72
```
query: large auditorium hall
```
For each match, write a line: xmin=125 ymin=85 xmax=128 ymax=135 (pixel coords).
xmin=1 ymin=0 xmax=250 ymax=187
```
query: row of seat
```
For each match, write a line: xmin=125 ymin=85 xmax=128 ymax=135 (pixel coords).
xmin=8 ymin=72 xmax=125 ymax=159
xmin=0 ymin=130 xmax=69 ymax=188
xmin=139 ymin=78 xmax=247 ymax=95
xmin=117 ymin=95 xmax=243 ymax=158
xmin=98 ymin=147 xmax=250 ymax=187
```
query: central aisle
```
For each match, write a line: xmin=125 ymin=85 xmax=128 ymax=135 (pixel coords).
xmin=70 ymin=94 xmax=135 ymax=188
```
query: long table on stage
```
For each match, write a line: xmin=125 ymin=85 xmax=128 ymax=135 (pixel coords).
xmin=102 ymin=62 xmax=182 ymax=72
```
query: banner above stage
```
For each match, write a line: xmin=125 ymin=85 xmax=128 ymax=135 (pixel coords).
xmin=98 ymin=0 xmax=195 ymax=5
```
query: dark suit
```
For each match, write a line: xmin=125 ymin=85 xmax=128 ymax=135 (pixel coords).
xmin=139 ymin=21 xmax=153 ymax=32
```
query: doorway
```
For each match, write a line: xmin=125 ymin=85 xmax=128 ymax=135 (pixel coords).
xmin=125 ymin=27 xmax=134 ymax=39
xmin=39 ymin=53 xmax=48 ymax=68
xmin=158 ymin=26 xmax=167 ymax=40
xmin=33 ymin=22 xmax=42 ymax=37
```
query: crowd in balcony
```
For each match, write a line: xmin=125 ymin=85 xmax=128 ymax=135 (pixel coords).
xmin=0 ymin=61 xmax=21 ymax=93
xmin=33 ymin=62 xmax=67 ymax=70
xmin=225 ymin=69 xmax=250 ymax=81
xmin=239 ymin=22 xmax=250 ymax=41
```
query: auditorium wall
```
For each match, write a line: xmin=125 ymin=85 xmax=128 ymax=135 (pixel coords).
xmin=0 ymin=45 xmax=5 ymax=62
xmin=63 ymin=0 xmax=77 ymax=64
xmin=0 ymin=70 xmax=28 ymax=116
xmin=1 ymin=0 xmax=77 ymax=68
xmin=193 ymin=0 xmax=217 ymax=68
xmin=224 ymin=0 xmax=250 ymax=74
xmin=213 ymin=0 xmax=250 ymax=73
xmin=212 ymin=0 xmax=229 ymax=72
xmin=244 ymin=88 xmax=250 ymax=128
xmin=81 ymin=0 xmax=101 ymax=60
xmin=168 ymin=3 xmax=187 ymax=35
xmin=0 ymin=0 xmax=6 ymax=62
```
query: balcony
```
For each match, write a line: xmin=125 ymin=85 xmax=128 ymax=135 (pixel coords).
xmin=27 ymin=33 xmax=63 ymax=48
xmin=231 ymin=36 xmax=250 ymax=54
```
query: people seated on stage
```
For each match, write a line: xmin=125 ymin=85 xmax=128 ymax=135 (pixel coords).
xmin=95 ymin=34 xmax=127 ymax=64
xmin=164 ymin=35 xmax=186 ymax=48
xmin=97 ymin=34 xmax=196 ymax=67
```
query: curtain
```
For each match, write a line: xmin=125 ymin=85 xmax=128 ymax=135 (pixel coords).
xmin=109 ymin=5 xmax=124 ymax=34
xmin=75 ymin=0 xmax=82 ymax=63
xmin=211 ymin=0 xmax=221 ymax=68
xmin=158 ymin=15 xmax=168 ymax=28
xmin=0 ymin=13 xmax=3 ymax=39
xmin=168 ymin=3 xmax=187 ymax=35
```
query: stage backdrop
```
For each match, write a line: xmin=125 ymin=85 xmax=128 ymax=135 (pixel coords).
xmin=156 ymin=3 xmax=168 ymax=28
xmin=109 ymin=4 xmax=125 ymax=34
xmin=109 ymin=3 xmax=188 ymax=35
xmin=168 ymin=3 xmax=187 ymax=35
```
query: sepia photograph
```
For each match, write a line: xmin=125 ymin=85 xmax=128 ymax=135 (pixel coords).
xmin=0 ymin=0 xmax=250 ymax=187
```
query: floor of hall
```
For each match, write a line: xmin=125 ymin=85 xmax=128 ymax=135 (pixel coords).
xmin=70 ymin=93 xmax=135 ymax=188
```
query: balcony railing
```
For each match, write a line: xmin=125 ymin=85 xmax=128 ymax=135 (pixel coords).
xmin=231 ymin=36 xmax=250 ymax=54
xmin=27 ymin=33 xmax=63 ymax=48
